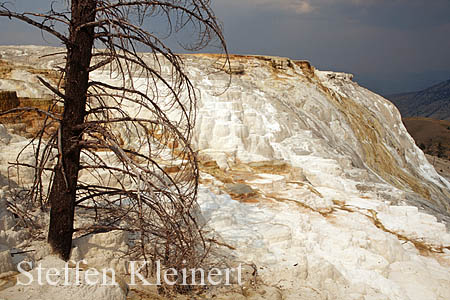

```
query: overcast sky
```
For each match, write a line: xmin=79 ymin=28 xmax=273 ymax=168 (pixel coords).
xmin=1 ymin=0 xmax=450 ymax=95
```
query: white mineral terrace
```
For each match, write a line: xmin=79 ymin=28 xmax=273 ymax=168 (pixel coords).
xmin=0 ymin=46 xmax=449 ymax=299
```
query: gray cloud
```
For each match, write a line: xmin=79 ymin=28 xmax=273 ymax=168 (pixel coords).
xmin=229 ymin=0 xmax=316 ymax=14
xmin=221 ymin=0 xmax=391 ymax=15
xmin=214 ymin=0 xmax=450 ymax=94
xmin=1 ymin=0 xmax=449 ymax=94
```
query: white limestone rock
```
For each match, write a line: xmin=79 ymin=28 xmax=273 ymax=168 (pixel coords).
xmin=71 ymin=230 xmax=129 ymax=274
xmin=0 ymin=125 xmax=11 ymax=145
xmin=1 ymin=46 xmax=450 ymax=300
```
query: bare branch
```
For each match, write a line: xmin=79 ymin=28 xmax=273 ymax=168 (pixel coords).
xmin=0 ymin=107 xmax=61 ymax=121
xmin=1 ymin=0 xmax=227 ymax=286
xmin=0 ymin=7 xmax=69 ymax=44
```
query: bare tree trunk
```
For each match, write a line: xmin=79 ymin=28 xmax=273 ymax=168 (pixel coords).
xmin=47 ymin=0 xmax=97 ymax=261
xmin=2 ymin=0 xmax=227 ymax=273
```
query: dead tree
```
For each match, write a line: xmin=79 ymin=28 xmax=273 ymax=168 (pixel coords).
xmin=0 ymin=0 xmax=227 ymax=272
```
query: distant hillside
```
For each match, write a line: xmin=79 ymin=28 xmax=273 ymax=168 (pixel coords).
xmin=388 ymin=79 xmax=450 ymax=120
xmin=403 ymin=117 xmax=450 ymax=160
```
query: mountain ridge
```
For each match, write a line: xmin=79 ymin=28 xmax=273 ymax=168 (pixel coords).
xmin=388 ymin=78 xmax=450 ymax=120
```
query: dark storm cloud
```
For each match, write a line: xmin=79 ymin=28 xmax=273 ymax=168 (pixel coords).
xmin=1 ymin=0 xmax=450 ymax=94
xmin=212 ymin=0 xmax=450 ymax=94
